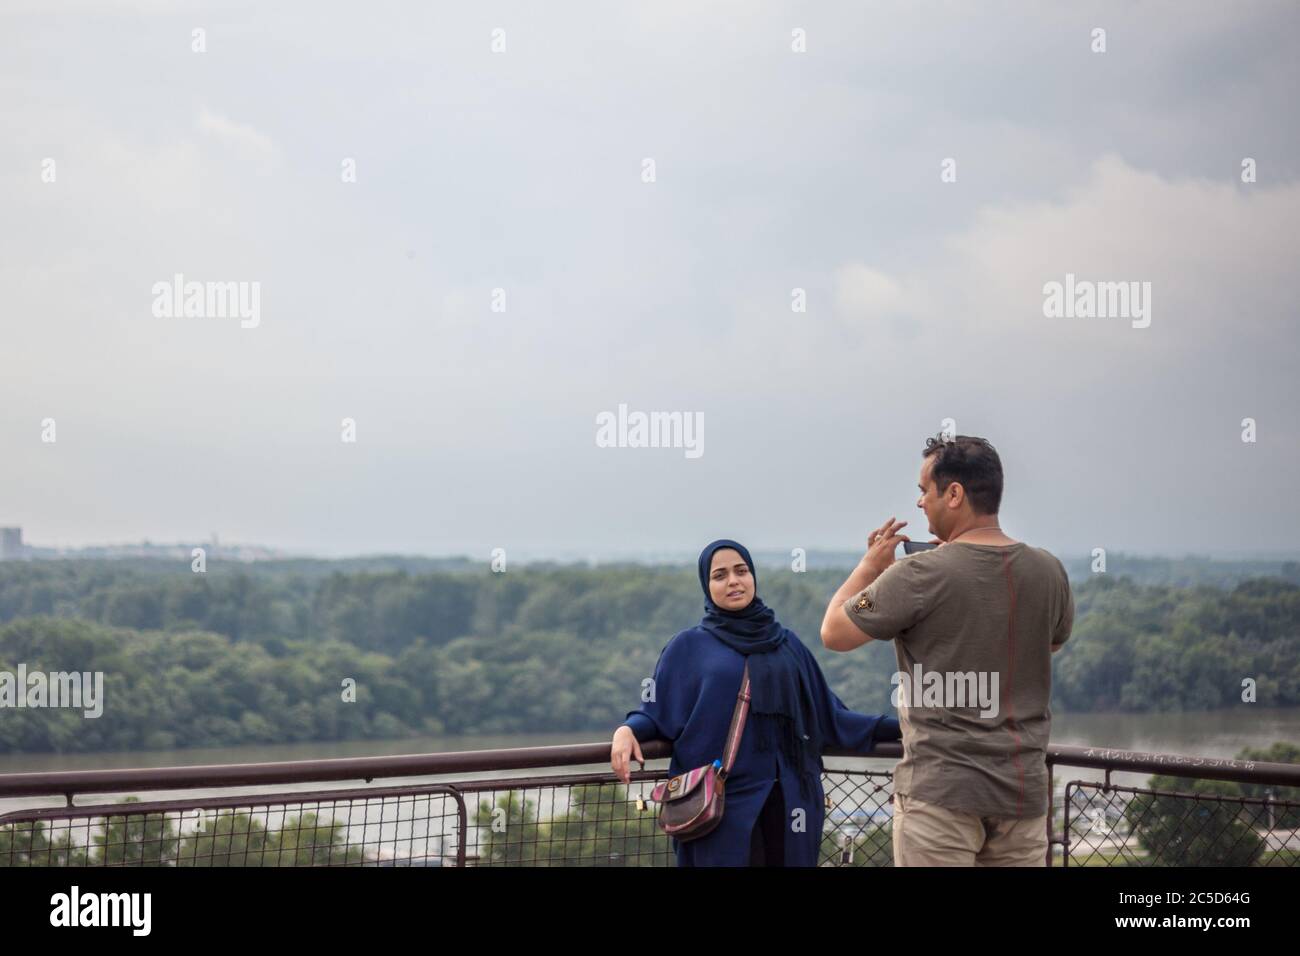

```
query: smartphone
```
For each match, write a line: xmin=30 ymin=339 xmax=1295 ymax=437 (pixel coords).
xmin=903 ymin=540 xmax=939 ymax=555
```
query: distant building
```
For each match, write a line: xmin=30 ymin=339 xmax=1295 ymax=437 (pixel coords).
xmin=0 ymin=527 xmax=24 ymax=561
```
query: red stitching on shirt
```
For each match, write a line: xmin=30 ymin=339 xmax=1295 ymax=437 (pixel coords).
xmin=1001 ymin=551 xmax=1025 ymax=819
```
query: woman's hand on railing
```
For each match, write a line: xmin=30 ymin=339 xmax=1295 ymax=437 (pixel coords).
xmin=611 ymin=725 xmax=646 ymax=785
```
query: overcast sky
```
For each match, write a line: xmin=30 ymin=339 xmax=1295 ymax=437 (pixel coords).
xmin=2 ymin=1 xmax=1297 ymax=561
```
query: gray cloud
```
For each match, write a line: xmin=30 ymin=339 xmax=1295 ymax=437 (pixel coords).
xmin=1 ymin=1 xmax=1296 ymax=558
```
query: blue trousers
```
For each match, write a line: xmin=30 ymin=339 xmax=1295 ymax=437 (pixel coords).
xmin=748 ymin=780 xmax=786 ymax=866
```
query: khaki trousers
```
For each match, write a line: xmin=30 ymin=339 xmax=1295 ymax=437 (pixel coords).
xmin=892 ymin=792 xmax=1047 ymax=866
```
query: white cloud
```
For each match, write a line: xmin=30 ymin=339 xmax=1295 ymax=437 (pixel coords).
xmin=825 ymin=154 xmax=1299 ymax=383
xmin=834 ymin=264 xmax=910 ymax=317
xmin=195 ymin=108 xmax=279 ymax=170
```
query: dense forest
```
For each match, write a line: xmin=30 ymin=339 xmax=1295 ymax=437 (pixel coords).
xmin=0 ymin=558 xmax=1298 ymax=753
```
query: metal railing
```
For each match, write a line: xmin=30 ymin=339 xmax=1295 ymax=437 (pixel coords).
xmin=1 ymin=741 xmax=1296 ymax=866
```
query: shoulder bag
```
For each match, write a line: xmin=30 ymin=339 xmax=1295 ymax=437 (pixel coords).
xmin=650 ymin=660 xmax=752 ymax=841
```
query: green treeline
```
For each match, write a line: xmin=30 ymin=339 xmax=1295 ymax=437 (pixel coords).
xmin=0 ymin=561 xmax=1298 ymax=753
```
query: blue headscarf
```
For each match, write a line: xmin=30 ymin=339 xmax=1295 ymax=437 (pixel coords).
xmin=697 ymin=539 xmax=824 ymax=800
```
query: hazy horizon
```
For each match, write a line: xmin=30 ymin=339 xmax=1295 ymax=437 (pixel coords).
xmin=9 ymin=533 xmax=1300 ymax=566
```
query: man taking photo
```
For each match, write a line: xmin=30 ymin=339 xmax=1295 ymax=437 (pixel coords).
xmin=820 ymin=434 xmax=1075 ymax=866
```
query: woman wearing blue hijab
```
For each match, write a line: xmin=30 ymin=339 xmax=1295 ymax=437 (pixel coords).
xmin=611 ymin=538 xmax=901 ymax=866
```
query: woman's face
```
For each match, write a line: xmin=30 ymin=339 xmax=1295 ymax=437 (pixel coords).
xmin=708 ymin=548 xmax=754 ymax=611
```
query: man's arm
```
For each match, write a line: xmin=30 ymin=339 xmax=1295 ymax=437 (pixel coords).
xmin=820 ymin=516 xmax=911 ymax=651
xmin=821 ymin=560 xmax=886 ymax=651
xmin=1049 ymin=560 xmax=1075 ymax=655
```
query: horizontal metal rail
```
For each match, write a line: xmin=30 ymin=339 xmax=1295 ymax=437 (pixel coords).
xmin=3 ymin=741 xmax=1297 ymax=802
xmin=2 ymin=740 xmax=1296 ymax=867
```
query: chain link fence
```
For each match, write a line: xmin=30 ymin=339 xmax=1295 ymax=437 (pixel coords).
xmin=2 ymin=744 xmax=1296 ymax=867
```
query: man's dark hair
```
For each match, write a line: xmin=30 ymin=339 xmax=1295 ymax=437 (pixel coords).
xmin=922 ymin=434 xmax=1003 ymax=515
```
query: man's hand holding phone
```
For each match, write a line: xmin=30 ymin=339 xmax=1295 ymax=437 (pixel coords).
xmin=861 ymin=517 xmax=910 ymax=575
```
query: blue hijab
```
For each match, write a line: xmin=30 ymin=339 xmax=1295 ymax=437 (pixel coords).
xmin=697 ymin=539 xmax=824 ymax=800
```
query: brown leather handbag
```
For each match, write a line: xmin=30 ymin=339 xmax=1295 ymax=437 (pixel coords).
xmin=650 ymin=661 xmax=752 ymax=841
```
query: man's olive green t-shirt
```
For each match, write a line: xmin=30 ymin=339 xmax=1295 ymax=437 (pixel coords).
xmin=843 ymin=542 xmax=1074 ymax=819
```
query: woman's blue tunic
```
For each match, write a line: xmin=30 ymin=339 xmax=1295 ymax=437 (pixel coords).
xmin=624 ymin=626 xmax=897 ymax=867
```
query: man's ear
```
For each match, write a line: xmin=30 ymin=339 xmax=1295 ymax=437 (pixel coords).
xmin=948 ymin=481 xmax=965 ymax=507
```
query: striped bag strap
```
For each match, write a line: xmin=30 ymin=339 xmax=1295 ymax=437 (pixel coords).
xmin=718 ymin=660 xmax=752 ymax=781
